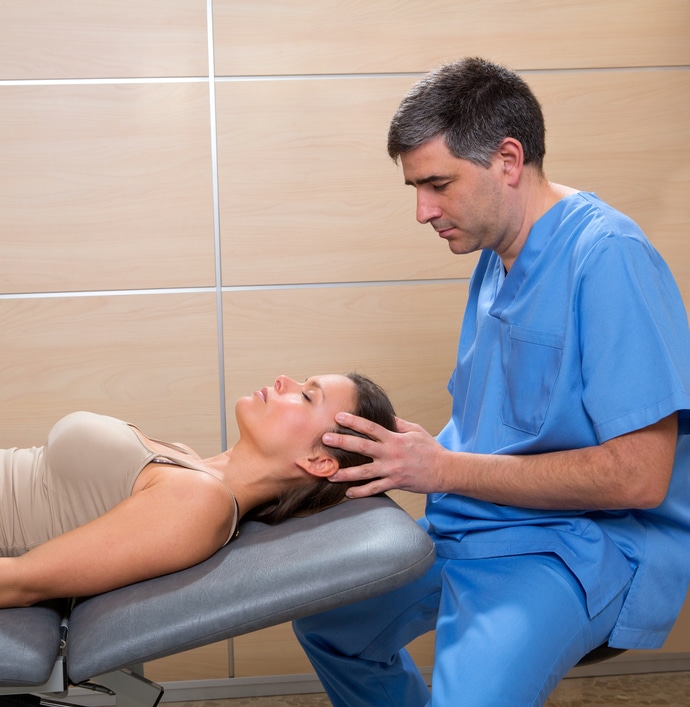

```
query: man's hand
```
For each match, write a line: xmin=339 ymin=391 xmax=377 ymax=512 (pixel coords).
xmin=323 ymin=413 xmax=445 ymax=498
xmin=325 ymin=411 xmax=678 ymax=510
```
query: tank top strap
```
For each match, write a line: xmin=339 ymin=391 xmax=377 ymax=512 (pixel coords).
xmin=126 ymin=422 xmax=240 ymax=544
xmin=149 ymin=455 xmax=241 ymax=545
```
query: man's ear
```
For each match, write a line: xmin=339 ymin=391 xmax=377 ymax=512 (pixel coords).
xmin=495 ymin=137 xmax=524 ymax=186
xmin=297 ymin=453 xmax=340 ymax=479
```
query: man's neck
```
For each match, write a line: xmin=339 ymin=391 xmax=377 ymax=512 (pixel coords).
xmin=502 ymin=175 xmax=577 ymax=272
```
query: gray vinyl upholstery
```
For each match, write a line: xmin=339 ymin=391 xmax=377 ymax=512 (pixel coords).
xmin=64 ymin=495 xmax=434 ymax=684
xmin=0 ymin=492 xmax=628 ymax=702
xmin=0 ymin=604 xmax=63 ymax=687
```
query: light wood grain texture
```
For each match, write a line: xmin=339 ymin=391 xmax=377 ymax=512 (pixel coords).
xmin=664 ymin=589 xmax=690 ymax=652
xmin=0 ymin=0 xmax=208 ymax=80
xmin=0 ymin=293 xmax=221 ymax=457
xmin=233 ymin=621 xmax=434 ymax=678
xmin=145 ymin=642 xmax=230 ymax=682
xmin=216 ymin=77 xmax=470 ymax=286
xmin=1 ymin=83 xmax=215 ymax=293
xmin=1 ymin=0 xmax=688 ymax=679
xmin=222 ymin=282 xmax=464 ymax=446
xmin=214 ymin=0 xmax=690 ymax=76
xmin=535 ymin=68 xmax=690 ymax=303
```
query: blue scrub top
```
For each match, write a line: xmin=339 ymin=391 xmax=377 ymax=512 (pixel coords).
xmin=428 ymin=192 xmax=690 ymax=649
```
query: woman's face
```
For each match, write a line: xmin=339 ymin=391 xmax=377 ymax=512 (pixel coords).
xmin=236 ymin=374 xmax=357 ymax=462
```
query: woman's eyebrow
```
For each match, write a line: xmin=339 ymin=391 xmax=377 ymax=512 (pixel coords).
xmin=304 ymin=378 xmax=325 ymax=399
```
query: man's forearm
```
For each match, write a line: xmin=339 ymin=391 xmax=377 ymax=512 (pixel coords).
xmin=437 ymin=414 xmax=677 ymax=511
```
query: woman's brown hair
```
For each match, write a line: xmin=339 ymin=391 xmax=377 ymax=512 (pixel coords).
xmin=247 ymin=372 xmax=396 ymax=525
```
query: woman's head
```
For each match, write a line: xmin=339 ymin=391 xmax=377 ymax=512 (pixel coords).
xmin=236 ymin=373 xmax=359 ymax=465
xmin=387 ymin=57 xmax=546 ymax=170
xmin=247 ymin=372 xmax=396 ymax=524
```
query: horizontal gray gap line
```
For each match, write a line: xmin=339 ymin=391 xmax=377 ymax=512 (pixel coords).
xmin=0 ymin=287 xmax=216 ymax=300
xmin=0 ymin=279 xmax=467 ymax=300
xmin=1 ymin=65 xmax=686 ymax=87
xmin=0 ymin=77 xmax=208 ymax=87
xmin=520 ymin=64 xmax=690 ymax=75
xmin=217 ymin=65 xmax=690 ymax=81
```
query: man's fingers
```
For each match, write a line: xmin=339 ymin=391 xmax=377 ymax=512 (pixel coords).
xmin=334 ymin=411 xmax=384 ymax=439
xmin=344 ymin=479 xmax=390 ymax=499
xmin=329 ymin=461 xmax=378 ymax=484
xmin=322 ymin=431 xmax=377 ymax=457
xmin=394 ymin=416 xmax=418 ymax=433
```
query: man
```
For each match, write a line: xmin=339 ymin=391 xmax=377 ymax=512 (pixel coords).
xmin=293 ymin=57 xmax=690 ymax=706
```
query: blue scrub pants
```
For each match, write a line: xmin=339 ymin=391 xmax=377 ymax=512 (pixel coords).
xmin=294 ymin=553 xmax=627 ymax=707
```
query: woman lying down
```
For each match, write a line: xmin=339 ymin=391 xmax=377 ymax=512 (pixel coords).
xmin=0 ymin=372 xmax=395 ymax=608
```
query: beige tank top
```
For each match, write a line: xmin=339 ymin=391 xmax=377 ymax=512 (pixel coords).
xmin=0 ymin=411 xmax=238 ymax=557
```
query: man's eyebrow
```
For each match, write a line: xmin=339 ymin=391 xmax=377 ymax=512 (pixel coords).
xmin=404 ymin=174 xmax=451 ymax=186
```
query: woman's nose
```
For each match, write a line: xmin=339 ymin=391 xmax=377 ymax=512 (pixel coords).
xmin=274 ymin=375 xmax=297 ymax=393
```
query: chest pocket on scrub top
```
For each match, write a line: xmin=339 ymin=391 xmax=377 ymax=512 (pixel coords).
xmin=501 ymin=325 xmax=564 ymax=435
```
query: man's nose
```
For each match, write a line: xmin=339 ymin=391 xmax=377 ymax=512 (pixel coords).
xmin=416 ymin=192 xmax=441 ymax=224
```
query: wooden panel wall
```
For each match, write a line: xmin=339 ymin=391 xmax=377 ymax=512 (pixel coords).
xmin=0 ymin=0 xmax=688 ymax=685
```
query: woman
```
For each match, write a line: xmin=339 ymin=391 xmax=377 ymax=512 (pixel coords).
xmin=0 ymin=372 xmax=395 ymax=608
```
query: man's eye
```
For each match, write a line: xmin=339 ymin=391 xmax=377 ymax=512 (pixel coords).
xmin=433 ymin=182 xmax=449 ymax=192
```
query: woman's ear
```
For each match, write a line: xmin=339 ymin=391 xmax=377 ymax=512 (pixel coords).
xmin=297 ymin=453 xmax=339 ymax=479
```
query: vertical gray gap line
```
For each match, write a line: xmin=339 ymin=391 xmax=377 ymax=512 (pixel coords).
xmin=207 ymin=0 xmax=228 ymax=454
xmin=207 ymin=0 xmax=235 ymax=681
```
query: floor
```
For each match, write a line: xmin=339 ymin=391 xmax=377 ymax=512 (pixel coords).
xmin=173 ymin=671 xmax=690 ymax=706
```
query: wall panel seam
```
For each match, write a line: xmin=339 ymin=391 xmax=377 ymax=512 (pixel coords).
xmin=212 ymin=65 xmax=689 ymax=83
xmin=0 ymin=77 xmax=207 ymax=87
xmin=207 ymin=0 xmax=228 ymax=453
xmin=0 ymin=67 xmax=686 ymax=89
xmin=0 ymin=280 xmax=469 ymax=302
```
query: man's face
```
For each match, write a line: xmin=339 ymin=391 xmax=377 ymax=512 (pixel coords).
xmin=400 ymin=135 xmax=510 ymax=257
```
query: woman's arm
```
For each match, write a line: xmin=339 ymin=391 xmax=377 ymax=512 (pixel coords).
xmin=0 ymin=467 xmax=234 ymax=608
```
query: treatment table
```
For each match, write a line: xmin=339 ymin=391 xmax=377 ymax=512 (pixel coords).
xmin=0 ymin=495 xmax=435 ymax=706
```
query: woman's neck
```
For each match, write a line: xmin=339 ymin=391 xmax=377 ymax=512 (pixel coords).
xmin=201 ymin=444 xmax=298 ymax=519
